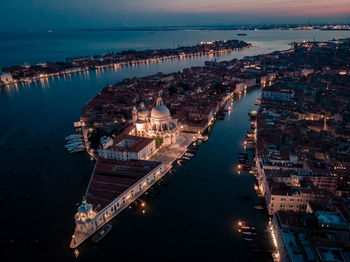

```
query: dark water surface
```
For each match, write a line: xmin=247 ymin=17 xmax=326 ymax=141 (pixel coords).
xmin=1 ymin=30 xmax=350 ymax=261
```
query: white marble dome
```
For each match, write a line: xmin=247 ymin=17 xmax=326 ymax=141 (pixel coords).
xmin=151 ymin=105 xmax=171 ymax=120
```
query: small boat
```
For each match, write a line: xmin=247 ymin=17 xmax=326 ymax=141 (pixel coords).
xmin=67 ymin=138 xmax=84 ymax=143
xmin=65 ymin=134 xmax=83 ymax=141
xmin=91 ymin=224 xmax=112 ymax=243
xmin=242 ymin=231 xmax=257 ymax=236
xmin=65 ymin=142 xmax=83 ymax=148
xmin=243 ymin=237 xmax=254 ymax=241
xmin=254 ymin=99 xmax=261 ymax=105
xmin=202 ymin=135 xmax=208 ymax=142
xmin=248 ymin=110 xmax=257 ymax=117
xmin=254 ymin=205 xmax=264 ymax=210
xmin=73 ymin=249 xmax=79 ymax=258
xmin=185 ymin=152 xmax=194 ymax=157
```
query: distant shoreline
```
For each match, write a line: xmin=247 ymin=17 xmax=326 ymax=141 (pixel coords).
xmin=0 ymin=39 xmax=251 ymax=86
xmin=1 ymin=24 xmax=350 ymax=33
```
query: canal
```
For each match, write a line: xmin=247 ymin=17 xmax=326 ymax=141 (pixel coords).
xmin=76 ymin=88 xmax=266 ymax=262
xmin=2 ymin=29 xmax=349 ymax=261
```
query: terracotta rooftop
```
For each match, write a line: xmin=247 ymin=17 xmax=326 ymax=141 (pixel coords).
xmin=86 ymin=158 xmax=162 ymax=211
xmin=107 ymin=133 xmax=154 ymax=153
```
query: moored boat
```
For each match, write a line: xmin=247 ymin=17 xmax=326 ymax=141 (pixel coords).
xmin=91 ymin=224 xmax=112 ymax=244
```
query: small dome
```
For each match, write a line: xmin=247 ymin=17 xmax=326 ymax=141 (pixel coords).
xmin=138 ymin=109 xmax=149 ymax=119
xmin=137 ymin=102 xmax=149 ymax=121
xmin=151 ymin=105 xmax=171 ymax=120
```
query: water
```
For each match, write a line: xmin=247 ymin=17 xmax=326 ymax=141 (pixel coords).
xmin=1 ymin=29 xmax=350 ymax=68
xmin=1 ymin=29 xmax=349 ymax=262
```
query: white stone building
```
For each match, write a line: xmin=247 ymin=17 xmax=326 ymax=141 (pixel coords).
xmin=0 ymin=73 xmax=13 ymax=85
xmin=132 ymin=97 xmax=179 ymax=146
xmin=97 ymin=134 xmax=156 ymax=161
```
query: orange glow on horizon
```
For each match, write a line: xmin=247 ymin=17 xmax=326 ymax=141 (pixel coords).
xmin=160 ymin=0 xmax=350 ymax=17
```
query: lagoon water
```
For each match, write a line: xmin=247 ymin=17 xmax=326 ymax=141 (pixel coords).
xmin=1 ymin=29 xmax=349 ymax=261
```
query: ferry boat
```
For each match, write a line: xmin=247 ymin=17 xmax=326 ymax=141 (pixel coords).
xmin=91 ymin=224 xmax=112 ymax=244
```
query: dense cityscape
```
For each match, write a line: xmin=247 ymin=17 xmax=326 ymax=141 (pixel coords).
xmin=60 ymin=37 xmax=350 ymax=260
xmin=1 ymin=0 xmax=350 ymax=261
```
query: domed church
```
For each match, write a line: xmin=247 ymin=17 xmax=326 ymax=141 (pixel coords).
xmin=132 ymin=97 xmax=179 ymax=146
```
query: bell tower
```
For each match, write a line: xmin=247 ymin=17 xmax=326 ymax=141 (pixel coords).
xmin=156 ymin=96 xmax=163 ymax=106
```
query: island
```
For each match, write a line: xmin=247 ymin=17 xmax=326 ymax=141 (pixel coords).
xmin=0 ymin=39 xmax=250 ymax=86
xmin=70 ymin=37 xmax=350 ymax=259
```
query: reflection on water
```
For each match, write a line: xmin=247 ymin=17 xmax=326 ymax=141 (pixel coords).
xmin=1 ymin=30 xmax=350 ymax=261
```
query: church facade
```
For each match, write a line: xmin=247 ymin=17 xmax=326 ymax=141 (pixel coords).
xmin=132 ymin=97 xmax=179 ymax=146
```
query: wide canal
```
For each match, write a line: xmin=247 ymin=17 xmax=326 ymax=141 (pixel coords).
xmin=1 ymin=29 xmax=350 ymax=261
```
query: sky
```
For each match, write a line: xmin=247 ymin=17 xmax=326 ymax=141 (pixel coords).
xmin=1 ymin=0 xmax=350 ymax=29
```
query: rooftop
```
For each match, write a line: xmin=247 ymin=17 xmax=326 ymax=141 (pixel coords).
xmin=86 ymin=158 xmax=162 ymax=211
xmin=108 ymin=133 xmax=154 ymax=153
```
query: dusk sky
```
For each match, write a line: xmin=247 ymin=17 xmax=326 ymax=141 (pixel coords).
xmin=1 ymin=0 xmax=350 ymax=29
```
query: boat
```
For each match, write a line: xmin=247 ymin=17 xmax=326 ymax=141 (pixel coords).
xmin=91 ymin=224 xmax=112 ymax=244
xmin=243 ymin=237 xmax=254 ymax=241
xmin=65 ymin=134 xmax=83 ymax=140
xmin=242 ymin=231 xmax=257 ymax=236
xmin=202 ymin=135 xmax=208 ymax=142
xmin=73 ymin=249 xmax=79 ymax=258
xmin=67 ymin=138 xmax=84 ymax=143
xmin=65 ymin=142 xmax=84 ymax=148
xmin=184 ymin=152 xmax=194 ymax=157
xmin=248 ymin=110 xmax=257 ymax=117
xmin=237 ymin=33 xmax=247 ymax=36
xmin=254 ymin=205 xmax=264 ymax=210
xmin=239 ymin=222 xmax=256 ymax=230
xmin=254 ymin=99 xmax=261 ymax=105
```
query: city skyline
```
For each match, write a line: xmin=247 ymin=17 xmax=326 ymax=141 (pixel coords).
xmin=1 ymin=0 xmax=350 ymax=30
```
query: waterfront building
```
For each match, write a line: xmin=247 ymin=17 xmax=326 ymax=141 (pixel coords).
xmin=263 ymin=178 xmax=331 ymax=215
xmin=0 ymin=73 xmax=13 ymax=85
xmin=272 ymin=210 xmax=350 ymax=262
xmin=132 ymin=97 xmax=179 ymax=146
xmin=261 ymin=85 xmax=294 ymax=102
xmin=71 ymin=158 xmax=164 ymax=248
xmin=97 ymin=134 xmax=156 ymax=161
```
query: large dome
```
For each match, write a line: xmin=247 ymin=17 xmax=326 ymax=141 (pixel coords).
xmin=151 ymin=105 xmax=171 ymax=120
